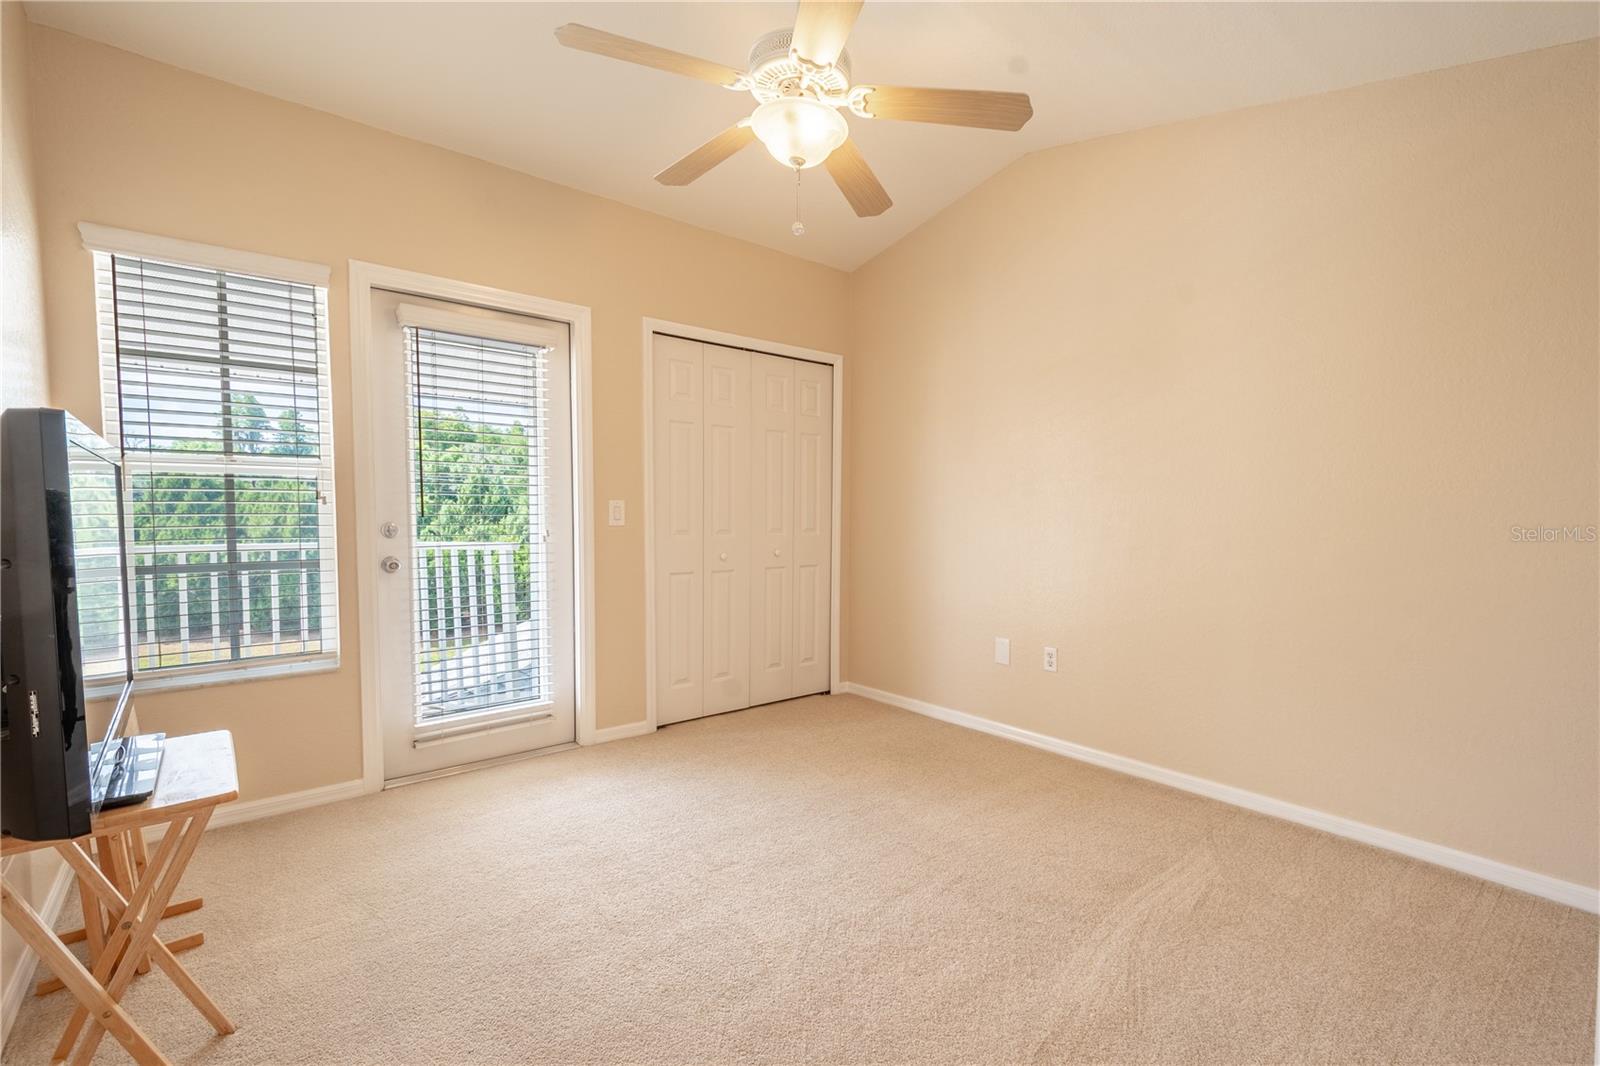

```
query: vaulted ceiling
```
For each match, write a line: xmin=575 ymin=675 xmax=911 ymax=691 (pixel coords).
xmin=27 ymin=2 xmax=1599 ymax=270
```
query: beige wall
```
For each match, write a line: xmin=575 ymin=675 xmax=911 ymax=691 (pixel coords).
xmin=0 ymin=0 xmax=43 ymax=410
xmin=25 ymin=25 xmax=851 ymax=800
xmin=848 ymin=41 xmax=1599 ymax=888
xmin=0 ymin=0 xmax=62 ymax=1039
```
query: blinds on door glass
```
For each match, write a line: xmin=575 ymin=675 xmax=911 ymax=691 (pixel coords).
xmin=404 ymin=325 xmax=550 ymax=721
xmin=94 ymin=252 xmax=338 ymax=674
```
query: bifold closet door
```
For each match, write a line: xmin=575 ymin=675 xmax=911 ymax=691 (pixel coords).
xmin=653 ymin=335 xmax=831 ymax=725
xmin=702 ymin=344 xmax=751 ymax=714
xmin=791 ymin=358 xmax=832 ymax=696
xmin=749 ymin=354 xmax=796 ymax=706
xmin=653 ymin=335 xmax=705 ymax=725
xmin=749 ymin=354 xmax=832 ymax=703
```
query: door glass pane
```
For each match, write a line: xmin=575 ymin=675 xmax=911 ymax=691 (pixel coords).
xmin=405 ymin=327 xmax=549 ymax=721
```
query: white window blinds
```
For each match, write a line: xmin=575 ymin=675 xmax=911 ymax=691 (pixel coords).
xmin=94 ymin=251 xmax=338 ymax=675
xmin=404 ymin=324 xmax=550 ymax=720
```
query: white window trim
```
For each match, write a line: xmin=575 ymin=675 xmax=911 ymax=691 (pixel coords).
xmin=79 ymin=222 xmax=331 ymax=286
xmin=88 ymin=225 xmax=340 ymax=694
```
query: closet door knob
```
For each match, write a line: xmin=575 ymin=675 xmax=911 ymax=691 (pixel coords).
xmin=772 ymin=548 xmax=782 ymax=557
xmin=719 ymin=552 xmax=728 ymax=561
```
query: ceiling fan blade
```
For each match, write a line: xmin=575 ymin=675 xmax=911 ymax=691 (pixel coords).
xmin=655 ymin=124 xmax=758 ymax=186
xmin=824 ymin=139 xmax=891 ymax=217
xmin=791 ymin=1 xmax=863 ymax=67
xmin=554 ymin=24 xmax=745 ymax=88
xmin=852 ymin=86 xmax=1033 ymax=131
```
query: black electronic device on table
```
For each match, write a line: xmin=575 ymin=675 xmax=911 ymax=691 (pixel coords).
xmin=1 ymin=408 xmax=164 ymax=841
xmin=91 ymin=730 xmax=165 ymax=810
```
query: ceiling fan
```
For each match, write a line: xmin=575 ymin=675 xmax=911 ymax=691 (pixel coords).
xmin=554 ymin=1 xmax=1033 ymax=223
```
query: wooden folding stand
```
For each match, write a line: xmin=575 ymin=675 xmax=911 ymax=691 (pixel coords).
xmin=0 ymin=730 xmax=239 ymax=1065
xmin=34 ymin=831 xmax=205 ymax=997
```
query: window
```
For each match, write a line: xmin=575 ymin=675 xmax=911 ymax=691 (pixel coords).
xmin=404 ymin=323 xmax=552 ymax=719
xmin=93 ymin=241 xmax=337 ymax=683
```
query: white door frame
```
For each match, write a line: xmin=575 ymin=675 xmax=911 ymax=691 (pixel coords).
xmin=350 ymin=261 xmax=597 ymax=792
xmin=641 ymin=317 xmax=843 ymax=732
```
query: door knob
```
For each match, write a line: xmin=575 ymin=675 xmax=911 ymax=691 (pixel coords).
xmin=381 ymin=556 xmax=402 ymax=574
xmin=772 ymin=548 xmax=782 ymax=557
xmin=719 ymin=552 xmax=728 ymax=561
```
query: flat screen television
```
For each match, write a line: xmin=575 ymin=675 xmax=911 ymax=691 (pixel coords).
xmin=1 ymin=407 xmax=155 ymax=842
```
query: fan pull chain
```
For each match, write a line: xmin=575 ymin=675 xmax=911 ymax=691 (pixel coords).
xmin=792 ymin=167 xmax=806 ymax=237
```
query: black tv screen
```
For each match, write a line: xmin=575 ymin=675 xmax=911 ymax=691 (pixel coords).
xmin=1 ymin=408 xmax=135 ymax=841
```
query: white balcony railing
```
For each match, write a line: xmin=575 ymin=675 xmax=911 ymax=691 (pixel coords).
xmin=412 ymin=540 xmax=537 ymax=715
xmin=118 ymin=540 xmax=329 ymax=668
xmin=104 ymin=538 xmax=532 ymax=712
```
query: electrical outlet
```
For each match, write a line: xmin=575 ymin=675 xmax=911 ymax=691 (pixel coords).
xmin=608 ymin=499 xmax=625 ymax=526
xmin=1043 ymin=646 xmax=1058 ymax=672
xmin=995 ymin=637 xmax=1010 ymax=666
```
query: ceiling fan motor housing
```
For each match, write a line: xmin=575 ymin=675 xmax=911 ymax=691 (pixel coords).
xmin=747 ymin=28 xmax=852 ymax=103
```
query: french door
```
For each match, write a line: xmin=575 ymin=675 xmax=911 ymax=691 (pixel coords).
xmin=370 ymin=290 xmax=576 ymax=780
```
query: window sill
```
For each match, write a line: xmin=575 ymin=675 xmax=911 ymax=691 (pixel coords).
xmin=84 ymin=653 xmax=341 ymax=701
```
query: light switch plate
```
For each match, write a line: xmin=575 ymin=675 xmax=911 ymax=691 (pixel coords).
xmin=995 ymin=637 xmax=1010 ymax=666
xmin=607 ymin=499 xmax=625 ymax=526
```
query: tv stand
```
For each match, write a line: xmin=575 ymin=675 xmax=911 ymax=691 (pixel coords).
xmin=0 ymin=730 xmax=239 ymax=1065
xmin=32 ymin=809 xmax=206 ymax=998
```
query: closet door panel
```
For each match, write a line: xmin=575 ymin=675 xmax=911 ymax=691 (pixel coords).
xmin=653 ymin=336 xmax=705 ymax=725
xmin=749 ymin=353 xmax=796 ymax=705
xmin=793 ymin=359 xmax=832 ymax=695
xmin=702 ymin=344 xmax=751 ymax=714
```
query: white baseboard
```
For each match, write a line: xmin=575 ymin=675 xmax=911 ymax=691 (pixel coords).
xmin=208 ymin=778 xmax=367 ymax=830
xmin=590 ymin=719 xmax=655 ymax=744
xmin=839 ymin=682 xmax=1599 ymax=914
xmin=1 ymin=858 xmax=75 ymax=1042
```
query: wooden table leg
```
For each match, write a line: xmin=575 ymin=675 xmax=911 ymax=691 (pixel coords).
xmin=63 ymin=809 xmax=217 ymax=1066
xmin=0 ymin=879 xmax=168 ymax=1066
xmin=51 ymin=821 xmax=186 ymax=1062
xmin=125 ymin=830 xmax=153 ymax=975
xmin=57 ymin=837 xmax=234 ymax=1037
xmin=99 ymin=831 xmax=153 ymax=977
xmin=128 ymin=828 xmax=149 ymax=880
xmin=77 ymin=849 xmax=107 ymax=961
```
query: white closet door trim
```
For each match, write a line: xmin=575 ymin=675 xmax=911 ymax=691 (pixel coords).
xmin=642 ymin=318 xmax=844 ymax=734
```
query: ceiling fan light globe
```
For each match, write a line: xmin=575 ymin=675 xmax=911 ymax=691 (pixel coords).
xmin=750 ymin=98 xmax=848 ymax=170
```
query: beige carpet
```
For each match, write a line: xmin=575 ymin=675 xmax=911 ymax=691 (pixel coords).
xmin=4 ymin=694 xmax=1595 ymax=1064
